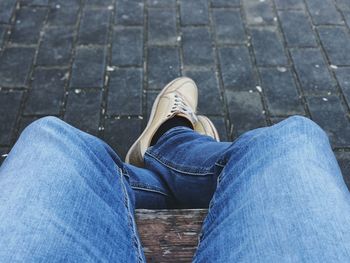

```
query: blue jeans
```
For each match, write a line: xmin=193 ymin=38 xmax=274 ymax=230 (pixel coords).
xmin=0 ymin=116 xmax=349 ymax=262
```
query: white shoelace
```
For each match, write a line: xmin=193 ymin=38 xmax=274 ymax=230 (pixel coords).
xmin=166 ymin=94 xmax=197 ymax=121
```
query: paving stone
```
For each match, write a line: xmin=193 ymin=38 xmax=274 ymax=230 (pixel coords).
xmin=334 ymin=67 xmax=350 ymax=106
xmin=0 ymin=26 xmax=7 ymax=50
xmin=242 ymin=0 xmax=275 ymax=25
xmin=307 ymin=95 xmax=350 ymax=147
xmin=115 ymin=0 xmax=144 ymax=25
xmin=270 ymin=116 xmax=289 ymax=124
xmin=184 ymin=70 xmax=223 ymax=115
xmin=3 ymin=0 xmax=350 ymax=169
xmin=10 ymin=7 xmax=47 ymax=44
xmin=251 ymin=27 xmax=288 ymax=66
xmin=147 ymin=46 xmax=180 ymax=90
xmin=70 ymin=47 xmax=106 ymax=88
xmin=182 ymin=27 xmax=214 ymax=67
xmin=64 ymin=90 xmax=102 ymax=135
xmin=78 ymin=8 xmax=111 ymax=45
xmin=104 ymin=118 xmax=142 ymax=159
xmin=274 ymin=0 xmax=305 ymax=9
xmin=146 ymin=90 xmax=158 ymax=118
xmin=24 ymin=69 xmax=68 ymax=115
xmin=212 ymin=9 xmax=245 ymax=44
xmin=278 ymin=10 xmax=317 ymax=47
xmin=85 ymin=0 xmax=113 ymax=6
xmin=0 ymin=0 xmax=15 ymax=23
xmin=18 ymin=116 xmax=42 ymax=135
xmin=305 ymin=0 xmax=343 ymax=25
xmin=0 ymin=47 xmax=35 ymax=87
xmin=335 ymin=0 xmax=350 ymax=11
xmin=47 ymin=3 xmax=79 ymax=26
xmin=0 ymin=91 xmax=22 ymax=145
xmin=344 ymin=11 xmax=350 ymax=27
xmin=50 ymin=0 xmax=81 ymax=4
xmin=148 ymin=8 xmax=177 ymax=45
xmin=209 ymin=116 xmax=228 ymax=141
xmin=148 ymin=0 xmax=176 ymax=8
xmin=37 ymin=27 xmax=74 ymax=66
xmin=21 ymin=0 xmax=49 ymax=5
xmin=259 ymin=67 xmax=304 ymax=115
xmin=335 ymin=152 xmax=350 ymax=185
xmin=211 ymin=0 xmax=240 ymax=7
xmin=318 ymin=26 xmax=350 ymax=66
xmin=225 ymin=91 xmax=266 ymax=136
xmin=112 ymin=27 xmax=143 ymax=66
xmin=291 ymin=48 xmax=336 ymax=94
xmin=180 ymin=0 xmax=209 ymax=26
xmin=107 ymin=68 xmax=143 ymax=115
xmin=218 ymin=46 xmax=256 ymax=90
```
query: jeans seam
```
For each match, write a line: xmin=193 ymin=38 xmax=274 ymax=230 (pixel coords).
xmin=145 ymin=151 xmax=215 ymax=176
xmin=118 ymin=168 xmax=144 ymax=263
xmin=130 ymin=183 xmax=170 ymax=197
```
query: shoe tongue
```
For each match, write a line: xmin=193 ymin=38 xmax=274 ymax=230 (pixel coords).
xmin=175 ymin=111 xmax=198 ymax=128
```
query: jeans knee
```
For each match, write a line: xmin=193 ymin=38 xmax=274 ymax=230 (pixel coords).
xmin=22 ymin=116 xmax=71 ymax=140
xmin=279 ymin=115 xmax=327 ymax=140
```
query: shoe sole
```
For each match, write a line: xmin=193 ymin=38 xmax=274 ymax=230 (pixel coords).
xmin=125 ymin=77 xmax=196 ymax=166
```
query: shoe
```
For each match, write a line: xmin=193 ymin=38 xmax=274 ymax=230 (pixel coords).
xmin=125 ymin=77 xmax=199 ymax=167
xmin=195 ymin=115 xmax=220 ymax=141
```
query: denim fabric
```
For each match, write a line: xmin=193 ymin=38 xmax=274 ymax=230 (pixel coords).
xmin=0 ymin=115 xmax=349 ymax=262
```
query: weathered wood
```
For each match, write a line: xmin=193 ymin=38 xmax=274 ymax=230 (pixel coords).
xmin=135 ymin=209 xmax=208 ymax=263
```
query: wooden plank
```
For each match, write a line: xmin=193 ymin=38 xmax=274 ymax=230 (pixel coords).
xmin=135 ymin=209 xmax=208 ymax=263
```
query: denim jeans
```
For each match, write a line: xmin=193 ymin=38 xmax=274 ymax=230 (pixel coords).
xmin=0 ymin=115 xmax=349 ymax=262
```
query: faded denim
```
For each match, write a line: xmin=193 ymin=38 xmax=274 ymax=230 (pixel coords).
xmin=0 ymin=115 xmax=349 ymax=262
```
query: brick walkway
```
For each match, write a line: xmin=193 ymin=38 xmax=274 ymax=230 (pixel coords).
xmin=1 ymin=0 xmax=350 ymax=185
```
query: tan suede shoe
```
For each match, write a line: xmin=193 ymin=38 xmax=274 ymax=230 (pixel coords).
xmin=125 ymin=77 xmax=199 ymax=167
xmin=195 ymin=115 xmax=220 ymax=141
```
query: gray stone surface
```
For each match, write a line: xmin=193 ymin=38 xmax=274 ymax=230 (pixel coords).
xmin=24 ymin=69 xmax=68 ymax=115
xmin=148 ymin=8 xmax=177 ymax=45
xmin=225 ymin=91 xmax=266 ymax=137
xmin=307 ymin=95 xmax=350 ymax=147
xmin=182 ymin=27 xmax=214 ymax=67
xmin=0 ymin=47 xmax=36 ymax=87
xmin=212 ymin=9 xmax=245 ymax=44
xmin=278 ymin=10 xmax=317 ymax=47
xmin=305 ymin=0 xmax=343 ymax=25
xmin=318 ymin=26 xmax=350 ymax=65
xmin=250 ymin=27 xmax=288 ymax=66
xmin=291 ymin=48 xmax=336 ymax=94
xmin=78 ymin=8 xmax=111 ymax=45
xmin=107 ymin=68 xmax=143 ymax=115
xmin=10 ymin=7 xmax=47 ymax=44
xmin=112 ymin=27 xmax=143 ymax=66
xmin=64 ymin=89 xmax=102 ymax=135
xmin=259 ymin=67 xmax=304 ymax=116
xmin=70 ymin=47 xmax=106 ymax=88
xmin=180 ymin=0 xmax=209 ymax=26
xmin=219 ymin=46 xmax=256 ymax=90
xmin=37 ymin=27 xmax=75 ymax=66
xmin=147 ymin=46 xmax=180 ymax=90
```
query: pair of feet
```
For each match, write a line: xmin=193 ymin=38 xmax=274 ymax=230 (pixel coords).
xmin=125 ymin=77 xmax=220 ymax=167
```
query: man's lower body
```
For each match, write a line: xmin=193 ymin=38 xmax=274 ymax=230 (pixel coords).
xmin=0 ymin=77 xmax=350 ymax=262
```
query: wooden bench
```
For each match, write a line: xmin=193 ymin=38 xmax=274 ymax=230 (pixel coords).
xmin=135 ymin=209 xmax=208 ymax=263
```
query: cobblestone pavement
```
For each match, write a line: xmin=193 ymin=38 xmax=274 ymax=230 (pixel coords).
xmin=1 ymin=0 xmax=350 ymax=185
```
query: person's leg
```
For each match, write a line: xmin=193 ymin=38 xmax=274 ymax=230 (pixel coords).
xmin=0 ymin=116 xmax=168 ymax=262
xmin=144 ymin=126 xmax=230 ymax=208
xmin=187 ymin=116 xmax=350 ymax=262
